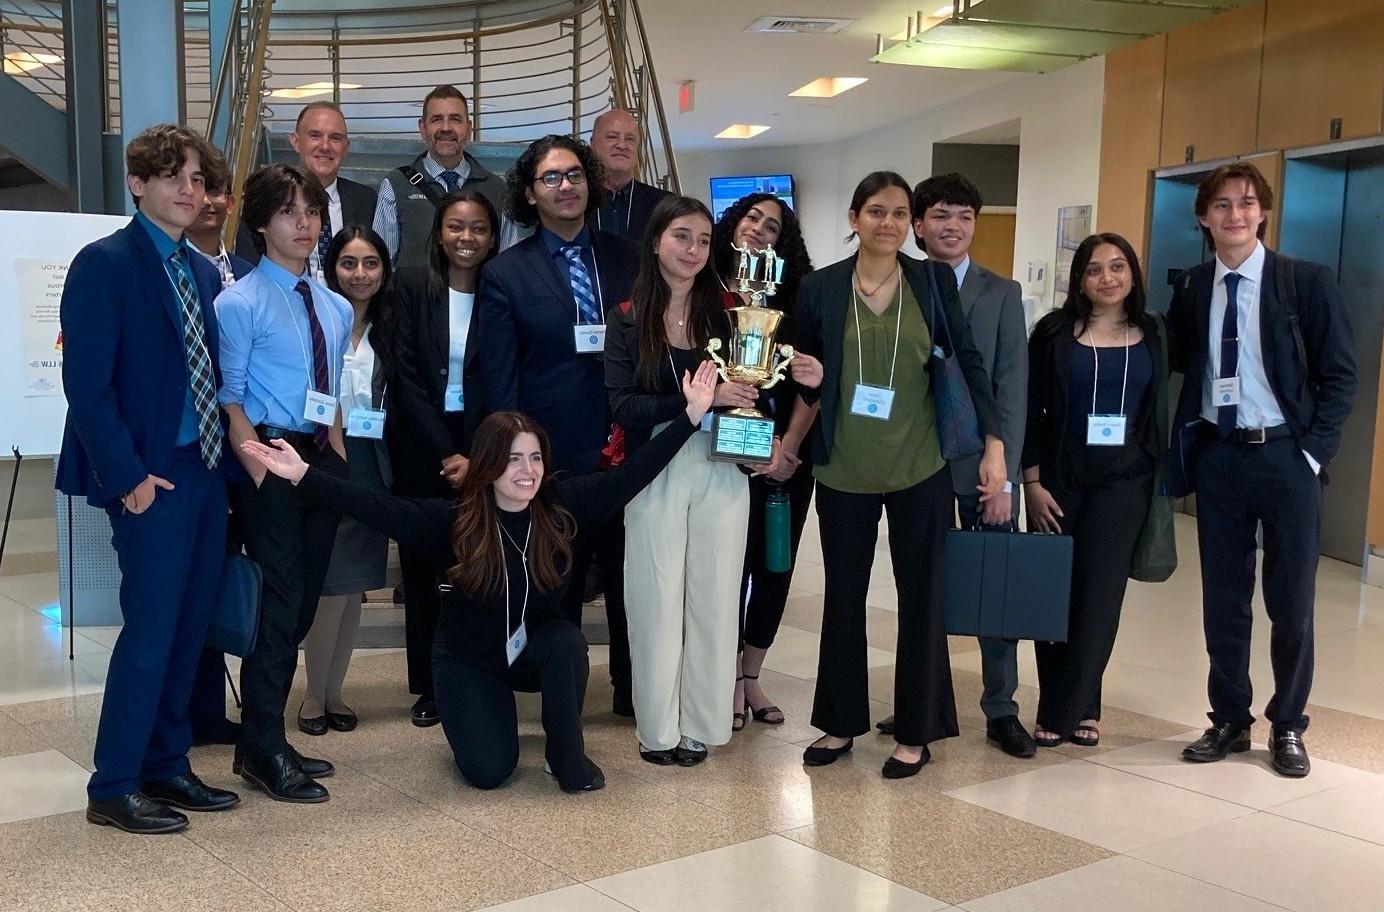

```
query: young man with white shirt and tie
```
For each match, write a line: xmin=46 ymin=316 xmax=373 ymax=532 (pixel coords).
xmin=216 ymin=163 xmax=353 ymax=803
xmin=1170 ymin=161 xmax=1357 ymax=778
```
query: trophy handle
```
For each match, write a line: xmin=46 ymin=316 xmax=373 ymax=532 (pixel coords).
xmin=762 ymin=344 xmax=795 ymax=390
xmin=705 ymin=337 xmax=731 ymax=382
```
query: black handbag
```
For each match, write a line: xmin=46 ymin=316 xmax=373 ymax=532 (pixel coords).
xmin=207 ymin=552 xmax=262 ymax=658
xmin=925 ymin=269 xmax=984 ymax=460
xmin=942 ymin=527 xmax=1073 ymax=642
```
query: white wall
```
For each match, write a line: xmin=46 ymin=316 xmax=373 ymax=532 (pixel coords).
xmin=676 ymin=57 xmax=1106 ymax=311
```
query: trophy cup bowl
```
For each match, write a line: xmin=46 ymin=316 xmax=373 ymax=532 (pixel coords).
xmin=705 ymin=306 xmax=796 ymax=464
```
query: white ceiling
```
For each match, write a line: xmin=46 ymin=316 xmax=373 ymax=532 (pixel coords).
xmin=641 ymin=1 xmax=1021 ymax=152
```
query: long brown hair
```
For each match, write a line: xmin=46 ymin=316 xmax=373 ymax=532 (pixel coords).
xmin=630 ymin=195 xmax=722 ymax=389
xmin=448 ymin=412 xmax=575 ymax=595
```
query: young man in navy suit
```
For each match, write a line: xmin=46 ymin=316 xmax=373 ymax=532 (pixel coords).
xmin=1171 ymin=162 xmax=1357 ymax=778
xmin=479 ymin=134 xmax=639 ymax=716
xmin=57 ymin=124 xmax=241 ymax=834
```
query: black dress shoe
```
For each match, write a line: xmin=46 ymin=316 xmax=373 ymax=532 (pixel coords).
xmin=1270 ymin=727 xmax=1311 ymax=778
xmin=674 ymin=738 xmax=708 ymax=767
xmin=238 ymin=750 xmax=329 ymax=803
xmin=612 ymin=691 xmax=635 ymax=718
xmin=412 ymin=697 xmax=440 ymax=727
xmin=191 ymin=719 xmax=243 ymax=747
xmin=325 ymin=709 xmax=358 ymax=732
xmin=986 ymin=715 xmax=1038 ymax=759
xmin=86 ymin=793 xmax=188 ymax=834
xmin=875 ymin=715 xmax=896 ymax=736
xmin=639 ymin=746 xmax=678 ymax=765
xmin=297 ymin=713 xmax=329 ymax=737
xmin=882 ymin=746 xmax=931 ymax=779
xmin=803 ymin=737 xmax=854 ymax=767
xmin=141 ymin=772 xmax=240 ymax=812
xmin=1181 ymin=723 xmax=1251 ymax=763
xmin=290 ymin=747 xmax=334 ymax=779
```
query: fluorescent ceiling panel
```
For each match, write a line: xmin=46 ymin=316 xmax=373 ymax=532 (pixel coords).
xmin=789 ymin=77 xmax=868 ymax=98
xmin=714 ymin=124 xmax=771 ymax=139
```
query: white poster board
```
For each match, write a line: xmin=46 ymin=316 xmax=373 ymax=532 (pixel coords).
xmin=0 ymin=210 xmax=130 ymax=457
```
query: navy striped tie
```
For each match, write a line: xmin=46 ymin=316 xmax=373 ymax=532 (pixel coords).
xmin=295 ymin=280 xmax=333 ymax=451
xmin=167 ymin=249 xmax=223 ymax=468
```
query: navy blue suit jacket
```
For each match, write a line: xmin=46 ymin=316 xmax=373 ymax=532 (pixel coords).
xmin=478 ymin=228 xmax=639 ymax=474
xmin=56 ymin=220 xmax=229 ymax=506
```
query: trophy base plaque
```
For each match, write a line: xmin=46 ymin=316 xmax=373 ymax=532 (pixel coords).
xmin=709 ymin=410 xmax=776 ymax=464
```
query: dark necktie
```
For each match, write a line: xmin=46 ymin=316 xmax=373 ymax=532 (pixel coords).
xmin=440 ymin=170 xmax=461 ymax=192
xmin=315 ymin=212 xmax=334 ymax=270
xmin=562 ymin=245 xmax=601 ymax=324
xmin=167 ymin=249 xmax=223 ymax=468
xmin=1217 ymin=272 xmax=1241 ymax=437
xmin=295 ymin=280 xmax=333 ymax=450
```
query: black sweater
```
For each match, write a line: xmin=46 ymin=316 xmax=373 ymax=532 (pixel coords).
xmin=299 ymin=415 xmax=698 ymax=671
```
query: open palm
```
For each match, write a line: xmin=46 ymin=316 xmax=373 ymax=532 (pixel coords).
xmin=239 ymin=438 xmax=309 ymax=484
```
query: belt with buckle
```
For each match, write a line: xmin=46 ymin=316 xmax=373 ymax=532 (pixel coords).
xmin=1224 ymin=425 xmax=1292 ymax=445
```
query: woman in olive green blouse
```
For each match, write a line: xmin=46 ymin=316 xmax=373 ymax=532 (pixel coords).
xmin=791 ymin=171 xmax=1007 ymax=779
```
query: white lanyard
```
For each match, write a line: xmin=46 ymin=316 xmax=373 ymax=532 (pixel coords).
xmin=852 ymin=267 xmax=904 ymax=391
xmin=497 ymin=518 xmax=531 ymax=634
xmin=1087 ymin=322 xmax=1130 ymax=417
xmin=273 ymin=278 xmax=339 ymax=398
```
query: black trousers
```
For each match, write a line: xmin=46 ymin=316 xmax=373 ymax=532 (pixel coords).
xmin=431 ymin=620 xmax=591 ymax=790
xmin=812 ymin=468 xmax=959 ymax=746
xmin=1033 ymin=468 xmax=1151 ymax=737
xmin=235 ymin=446 xmax=343 ymax=758
xmin=402 ymin=546 xmax=441 ymax=698
xmin=740 ymin=467 xmax=815 ymax=650
xmin=559 ymin=515 xmax=630 ymax=706
xmin=1195 ymin=436 xmax=1319 ymax=732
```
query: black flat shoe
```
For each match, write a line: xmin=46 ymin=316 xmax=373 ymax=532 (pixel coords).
xmin=875 ymin=715 xmax=896 ymax=736
xmin=297 ymin=714 xmax=329 ymax=737
xmin=325 ymin=709 xmax=358 ymax=733
xmin=141 ymin=772 xmax=240 ymax=812
xmin=674 ymin=737 xmax=708 ymax=767
xmin=803 ymin=737 xmax=853 ymax=767
xmin=1270 ymin=727 xmax=1311 ymax=778
xmin=987 ymin=716 xmax=1037 ymax=758
xmin=639 ymin=745 xmax=678 ymax=765
xmin=191 ymin=719 xmax=242 ymax=747
xmin=412 ymin=697 xmax=440 ymax=727
xmin=1181 ymin=722 xmax=1250 ymax=763
xmin=882 ymin=747 xmax=931 ymax=779
xmin=86 ymin=793 xmax=188 ymax=834
xmin=290 ymin=747 xmax=334 ymax=779
xmin=238 ymin=750 xmax=329 ymax=803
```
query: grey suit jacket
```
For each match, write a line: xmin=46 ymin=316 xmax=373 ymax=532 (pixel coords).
xmin=948 ymin=260 xmax=1027 ymax=496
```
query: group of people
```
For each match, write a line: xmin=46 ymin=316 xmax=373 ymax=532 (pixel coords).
xmin=57 ymin=82 xmax=1357 ymax=838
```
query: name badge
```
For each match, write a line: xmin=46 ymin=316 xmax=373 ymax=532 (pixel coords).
xmin=506 ymin=621 xmax=528 ymax=666
xmin=304 ymin=389 xmax=337 ymax=426
xmin=444 ymin=384 xmax=464 ymax=413
xmin=1213 ymin=376 xmax=1241 ymax=407
xmin=347 ymin=407 xmax=385 ymax=439
xmin=699 ymin=412 xmax=714 ymax=433
xmin=850 ymin=383 xmax=895 ymax=420
xmin=1087 ymin=414 xmax=1127 ymax=446
xmin=574 ymin=324 xmax=607 ymax=353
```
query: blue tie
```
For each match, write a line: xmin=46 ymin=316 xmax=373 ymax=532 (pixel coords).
xmin=1217 ymin=272 xmax=1241 ymax=437
xmin=315 ymin=217 xmax=333 ymax=268
xmin=562 ymin=245 xmax=602 ymax=324
xmin=440 ymin=170 xmax=461 ymax=192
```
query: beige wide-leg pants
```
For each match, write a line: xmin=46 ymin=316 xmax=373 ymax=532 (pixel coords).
xmin=624 ymin=427 xmax=750 ymax=751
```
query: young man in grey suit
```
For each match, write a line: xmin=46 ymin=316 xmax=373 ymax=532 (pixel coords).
xmin=878 ymin=173 xmax=1035 ymax=758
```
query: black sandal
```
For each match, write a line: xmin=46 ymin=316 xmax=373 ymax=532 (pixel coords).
xmin=1070 ymin=721 xmax=1100 ymax=747
xmin=743 ymin=673 xmax=784 ymax=725
xmin=732 ymin=676 xmax=747 ymax=732
xmin=1034 ymin=726 xmax=1065 ymax=747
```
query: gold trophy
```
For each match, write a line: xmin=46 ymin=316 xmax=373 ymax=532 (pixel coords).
xmin=705 ymin=242 xmax=794 ymax=464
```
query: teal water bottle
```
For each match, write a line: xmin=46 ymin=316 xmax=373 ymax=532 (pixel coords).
xmin=765 ymin=486 xmax=792 ymax=573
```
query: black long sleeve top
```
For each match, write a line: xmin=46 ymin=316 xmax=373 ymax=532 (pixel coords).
xmin=298 ymin=415 xmax=698 ymax=671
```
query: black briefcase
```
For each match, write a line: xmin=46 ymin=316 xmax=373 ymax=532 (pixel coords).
xmin=941 ymin=528 xmax=1072 ymax=642
xmin=207 ymin=552 xmax=262 ymax=658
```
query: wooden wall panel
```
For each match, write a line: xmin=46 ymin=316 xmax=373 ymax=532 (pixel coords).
xmin=1097 ymin=34 xmax=1166 ymax=258
xmin=1160 ymin=3 xmax=1267 ymax=167
xmin=971 ymin=212 xmax=1016 ymax=279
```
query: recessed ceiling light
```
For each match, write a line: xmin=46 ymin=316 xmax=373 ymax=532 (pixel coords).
xmin=269 ymin=81 xmax=362 ymax=100
xmin=789 ymin=77 xmax=868 ymax=98
xmin=3 ymin=51 xmax=62 ymax=75
xmin=715 ymin=124 xmax=771 ymax=140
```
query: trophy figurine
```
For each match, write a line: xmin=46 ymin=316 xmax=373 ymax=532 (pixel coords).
xmin=705 ymin=242 xmax=795 ymax=464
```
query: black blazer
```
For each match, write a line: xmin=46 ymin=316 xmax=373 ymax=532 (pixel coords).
xmin=478 ymin=229 xmax=639 ymax=474
xmin=1022 ymin=311 xmax=1168 ymax=491
xmin=794 ymin=253 xmax=1000 ymax=468
xmin=389 ymin=267 xmax=480 ymax=496
xmin=1166 ymin=248 xmax=1357 ymax=496
xmin=234 ymin=175 xmax=378 ymax=264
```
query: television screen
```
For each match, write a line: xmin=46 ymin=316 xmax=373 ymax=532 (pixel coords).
xmin=709 ymin=174 xmax=796 ymax=222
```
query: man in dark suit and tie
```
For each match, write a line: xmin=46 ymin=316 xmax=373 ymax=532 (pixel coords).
xmin=876 ymin=173 xmax=1034 ymax=758
xmin=1171 ymin=161 xmax=1356 ymax=778
xmin=589 ymin=108 xmax=671 ymax=244
xmin=57 ymin=124 xmax=242 ymax=834
xmin=479 ymin=134 xmax=639 ymax=715
xmin=235 ymin=102 xmax=377 ymax=275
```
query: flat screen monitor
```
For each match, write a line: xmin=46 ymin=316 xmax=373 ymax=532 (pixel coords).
xmin=709 ymin=174 xmax=795 ymax=222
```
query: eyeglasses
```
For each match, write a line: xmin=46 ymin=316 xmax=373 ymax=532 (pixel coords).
xmin=534 ymin=168 xmax=586 ymax=188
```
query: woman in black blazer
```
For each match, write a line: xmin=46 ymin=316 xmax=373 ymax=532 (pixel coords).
xmin=793 ymin=172 xmax=1007 ymax=779
xmin=1022 ymin=232 xmax=1169 ymax=748
xmin=389 ymin=187 xmax=501 ymax=726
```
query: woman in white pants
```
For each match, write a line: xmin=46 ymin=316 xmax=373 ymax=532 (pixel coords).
xmin=604 ymin=196 xmax=816 ymax=765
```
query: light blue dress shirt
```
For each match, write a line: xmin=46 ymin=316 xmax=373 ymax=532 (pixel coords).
xmin=135 ymin=211 xmax=204 ymax=446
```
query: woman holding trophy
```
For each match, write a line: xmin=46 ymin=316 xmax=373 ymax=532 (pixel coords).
xmin=792 ymin=171 xmax=1007 ymax=779
xmin=710 ymin=194 xmax=816 ymax=732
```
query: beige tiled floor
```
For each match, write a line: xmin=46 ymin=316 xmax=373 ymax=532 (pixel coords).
xmin=0 ymin=516 xmax=1381 ymax=910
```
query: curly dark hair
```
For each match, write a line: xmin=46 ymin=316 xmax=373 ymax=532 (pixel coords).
xmin=504 ymin=134 xmax=606 ymax=228
xmin=710 ymin=192 xmax=814 ymax=306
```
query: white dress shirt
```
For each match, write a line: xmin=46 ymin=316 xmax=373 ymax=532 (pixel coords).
xmin=193 ymin=242 xmax=236 ymax=287
xmin=445 ymin=289 xmax=475 ymax=411
xmin=339 ymin=322 xmax=378 ymax=418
